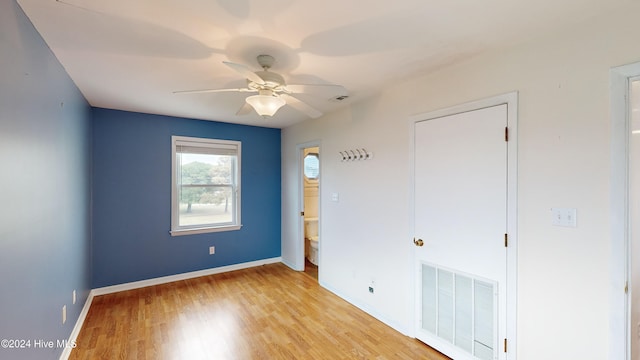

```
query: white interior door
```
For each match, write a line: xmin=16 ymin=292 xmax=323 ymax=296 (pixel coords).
xmin=414 ymin=104 xmax=508 ymax=360
xmin=630 ymin=79 xmax=640 ymax=360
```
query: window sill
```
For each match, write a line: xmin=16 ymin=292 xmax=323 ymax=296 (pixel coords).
xmin=170 ymin=224 xmax=242 ymax=236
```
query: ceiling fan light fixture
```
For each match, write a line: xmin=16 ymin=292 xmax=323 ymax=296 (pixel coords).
xmin=245 ymin=90 xmax=286 ymax=117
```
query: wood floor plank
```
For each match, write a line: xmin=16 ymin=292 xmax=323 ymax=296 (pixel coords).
xmin=70 ymin=263 xmax=449 ymax=360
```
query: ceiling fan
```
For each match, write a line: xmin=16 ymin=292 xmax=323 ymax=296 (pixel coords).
xmin=174 ymin=54 xmax=348 ymax=119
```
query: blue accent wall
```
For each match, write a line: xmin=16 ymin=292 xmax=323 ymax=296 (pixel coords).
xmin=0 ymin=2 xmax=92 ymax=359
xmin=92 ymin=109 xmax=281 ymax=288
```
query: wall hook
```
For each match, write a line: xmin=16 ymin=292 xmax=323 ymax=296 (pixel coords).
xmin=339 ymin=148 xmax=373 ymax=162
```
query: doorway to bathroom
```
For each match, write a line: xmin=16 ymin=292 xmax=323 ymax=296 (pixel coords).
xmin=302 ymin=146 xmax=320 ymax=281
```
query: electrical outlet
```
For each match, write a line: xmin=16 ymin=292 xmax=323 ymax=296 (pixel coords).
xmin=62 ymin=305 xmax=66 ymax=324
xmin=209 ymin=246 xmax=215 ymax=255
xmin=72 ymin=290 xmax=76 ymax=305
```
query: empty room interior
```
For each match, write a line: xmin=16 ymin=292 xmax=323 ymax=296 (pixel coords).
xmin=3 ymin=0 xmax=640 ymax=359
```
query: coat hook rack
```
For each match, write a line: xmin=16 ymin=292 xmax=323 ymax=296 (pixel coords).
xmin=339 ymin=148 xmax=373 ymax=162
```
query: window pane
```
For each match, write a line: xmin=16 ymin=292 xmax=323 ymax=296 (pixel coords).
xmin=304 ymin=153 xmax=320 ymax=179
xmin=178 ymin=152 xmax=235 ymax=228
xmin=179 ymin=153 xmax=233 ymax=186
xmin=179 ymin=186 xmax=234 ymax=226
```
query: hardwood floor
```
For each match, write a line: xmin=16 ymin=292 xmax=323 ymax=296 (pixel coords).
xmin=70 ymin=263 xmax=449 ymax=360
xmin=303 ymin=258 xmax=318 ymax=281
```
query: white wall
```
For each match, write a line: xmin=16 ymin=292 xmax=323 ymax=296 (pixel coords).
xmin=1 ymin=2 xmax=92 ymax=358
xmin=282 ymin=4 xmax=640 ymax=359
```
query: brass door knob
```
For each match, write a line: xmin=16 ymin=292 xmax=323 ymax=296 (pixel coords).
xmin=413 ymin=238 xmax=424 ymax=247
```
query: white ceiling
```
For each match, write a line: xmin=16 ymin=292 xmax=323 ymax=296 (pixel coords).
xmin=17 ymin=0 xmax=630 ymax=128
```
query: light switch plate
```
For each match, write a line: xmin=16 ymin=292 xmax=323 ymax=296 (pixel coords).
xmin=551 ymin=208 xmax=577 ymax=227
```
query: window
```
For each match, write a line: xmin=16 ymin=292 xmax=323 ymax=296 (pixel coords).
xmin=171 ymin=136 xmax=241 ymax=236
xmin=303 ymin=152 xmax=320 ymax=180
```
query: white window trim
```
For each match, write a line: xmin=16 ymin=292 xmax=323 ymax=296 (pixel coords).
xmin=170 ymin=136 xmax=242 ymax=236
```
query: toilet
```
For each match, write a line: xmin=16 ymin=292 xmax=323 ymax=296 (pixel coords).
xmin=308 ymin=235 xmax=319 ymax=265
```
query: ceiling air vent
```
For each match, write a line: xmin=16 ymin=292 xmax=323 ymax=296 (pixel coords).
xmin=330 ymin=95 xmax=349 ymax=102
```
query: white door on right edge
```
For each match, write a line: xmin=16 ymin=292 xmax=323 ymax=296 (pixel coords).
xmin=414 ymin=104 xmax=508 ymax=360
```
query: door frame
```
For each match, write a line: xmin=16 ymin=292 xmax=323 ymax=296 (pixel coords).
xmin=295 ymin=140 xmax=321 ymax=272
xmin=609 ymin=61 xmax=640 ymax=360
xmin=409 ymin=92 xmax=518 ymax=358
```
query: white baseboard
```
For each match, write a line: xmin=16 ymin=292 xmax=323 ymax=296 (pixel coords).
xmin=319 ymin=280 xmax=412 ymax=337
xmin=58 ymin=257 xmax=281 ymax=360
xmin=59 ymin=290 xmax=94 ymax=360
xmin=92 ymin=257 xmax=282 ymax=296
xmin=280 ymin=258 xmax=303 ymax=272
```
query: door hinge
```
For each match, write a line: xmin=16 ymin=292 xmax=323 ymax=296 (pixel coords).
xmin=504 ymin=233 xmax=508 ymax=247
xmin=505 ymin=127 xmax=509 ymax=142
xmin=300 ymin=211 xmax=305 ymax=216
xmin=625 ymin=281 xmax=628 ymax=294
xmin=504 ymin=338 xmax=508 ymax=353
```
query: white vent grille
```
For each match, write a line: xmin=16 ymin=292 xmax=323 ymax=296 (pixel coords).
xmin=421 ymin=263 xmax=497 ymax=360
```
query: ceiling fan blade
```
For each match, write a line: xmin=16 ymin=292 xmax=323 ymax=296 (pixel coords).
xmin=284 ymin=83 xmax=347 ymax=95
xmin=173 ymin=88 xmax=254 ymax=94
xmin=281 ymin=94 xmax=323 ymax=119
xmin=236 ymin=102 xmax=253 ymax=116
xmin=223 ymin=61 xmax=265 ymax=85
